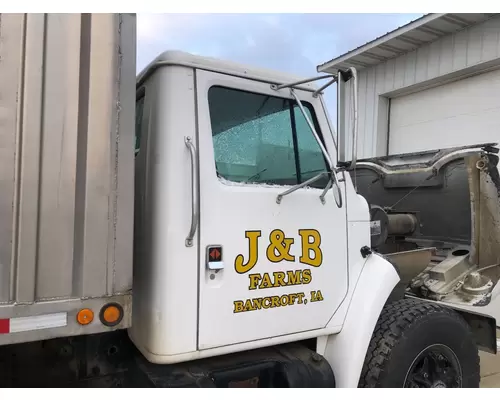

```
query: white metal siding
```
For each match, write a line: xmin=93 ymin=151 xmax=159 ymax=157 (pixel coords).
xmin=342 ymin=15 xmax=500 ymax=159
xmin=388 ymin=67 xmax=500 ymax=154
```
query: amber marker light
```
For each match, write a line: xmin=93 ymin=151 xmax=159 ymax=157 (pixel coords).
xmin=99 ymin=303 xmax=124 ymax=327
xmin=77 ymin=308 xmax=94 ymax=325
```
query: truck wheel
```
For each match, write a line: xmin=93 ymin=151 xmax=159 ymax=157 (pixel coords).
xmin=358 ymin=298 xmax=480 ymax=388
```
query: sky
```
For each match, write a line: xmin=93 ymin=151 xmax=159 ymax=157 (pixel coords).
xmin=136 ymin=13 xmax=425 ymax=121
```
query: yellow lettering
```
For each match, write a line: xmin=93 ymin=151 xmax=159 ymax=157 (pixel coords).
xmin=310 ymin=290 xmax=324 ymax=302
xmin=248 ymin=269 xmax=313 ymax=290
xmin=288 ymin=293 xmax=298 ymax=305
xmin=233 ymin=293 xmax=307 ymax=313
xmin=271 ymin=296 xmax=281 ymax=308
xmin=286 ymin=270 xmax=301 ymax=285
xmin=235 ymin=231 xmax=261 ymax=274
xmin=233 ymin=301 xmax=244 ymax=313
xmin=252 ymin=298 xmax=263 ymax=310
xmin=302 ymin=269 xmax=312 ymax=284
xmin=266 ymin=229 xmax=295 ymax=263
xmin=248 ymin=273 xmax=261 ymax=290
xmin=260 ymin=273 xmax=273 ymax=289
xmin=299 ymin=229 xmax=323 ymax=267
xmin=244 ymin=299 xmax=255 ymax=312
xmin=263 ymin=298 xmax=272 ymax=309
xmin=273 ymin=272 xmax=286 ymax=287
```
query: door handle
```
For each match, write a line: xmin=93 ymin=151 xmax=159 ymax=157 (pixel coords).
xmin=185 ymin=136 xmax=198 ymax=247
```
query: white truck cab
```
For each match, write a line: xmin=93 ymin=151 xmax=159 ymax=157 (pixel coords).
xmin=131 ymin=51 xmax=397 ymax=375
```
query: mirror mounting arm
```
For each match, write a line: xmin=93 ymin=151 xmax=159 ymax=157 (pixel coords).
xmin=276 ymin=172 xmax=329 ymax=204
xmin=272 ymin=83 xmax=345 ymax=208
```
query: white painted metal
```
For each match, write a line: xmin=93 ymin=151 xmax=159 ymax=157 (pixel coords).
xmin=9 ymin=312 xmax=68 ymax=333
xmin=320 ymin=252 xmax=400 ymax=388
xmin=129 ymin=64 xmax=201 ymax=359
xmin=322 ymin=15 xmax=500 ymax=160
xmin=131 ymin=52 xmax=330 ymax=362
xmin=196 ymin=69 xmax=348 ymax=349
xmin=309 ymin=173 xmax=400 ymax=387
xmin=388 ymin=67 xmax=500 ymax=154
xmin=137 ymin=50 xmax=320 ymax=93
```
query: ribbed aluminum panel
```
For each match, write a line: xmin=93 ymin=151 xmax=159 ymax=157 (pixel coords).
xmin=0 ymin=13 xmax=136 ymax=306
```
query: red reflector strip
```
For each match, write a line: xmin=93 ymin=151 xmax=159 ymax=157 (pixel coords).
xmin=0 ymin=312 xmax=67 ymax=335
xmin=0 ymin=319 xmax=10 ymax=334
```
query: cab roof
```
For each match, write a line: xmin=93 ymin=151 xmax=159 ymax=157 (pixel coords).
xmin=136 ymin=50 xmax=320 ymax=91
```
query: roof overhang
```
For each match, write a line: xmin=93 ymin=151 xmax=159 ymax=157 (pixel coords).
xmin=317 ymin=13 xmax=499 ymax=74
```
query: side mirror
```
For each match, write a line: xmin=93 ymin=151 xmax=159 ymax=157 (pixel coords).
xmin=336 ymin=67 xmax=358 ymax=172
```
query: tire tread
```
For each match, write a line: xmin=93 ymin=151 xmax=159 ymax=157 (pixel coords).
xmin=358 ymin=298 xmax=480 ymax=388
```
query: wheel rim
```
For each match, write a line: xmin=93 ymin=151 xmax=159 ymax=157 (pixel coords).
xmin=403 ymin=344 xmax=463 ymax=388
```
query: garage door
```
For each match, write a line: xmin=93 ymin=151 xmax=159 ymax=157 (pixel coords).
xmin=388 ymin=68 xmax=500 ymax=155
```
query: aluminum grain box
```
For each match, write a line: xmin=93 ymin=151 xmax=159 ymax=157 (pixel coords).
xmin=0 ymin=13 xmax=136 ymax=345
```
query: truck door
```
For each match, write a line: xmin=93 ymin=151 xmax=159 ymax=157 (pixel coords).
xmin=195 ymin=70 xmax=348 ymax=350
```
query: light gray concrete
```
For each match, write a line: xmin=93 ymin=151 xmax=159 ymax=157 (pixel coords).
xmin=481 ymin=351 xmax=500 ymax=388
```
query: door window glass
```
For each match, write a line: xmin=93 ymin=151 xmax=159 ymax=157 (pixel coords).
xmin=208 ymin=86 xmax=328 ymax=187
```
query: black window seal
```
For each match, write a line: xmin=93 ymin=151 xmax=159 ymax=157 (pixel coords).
xmin=288 ymin=99 xmax=302 ymax=184
xmin=135 ymin=86 xmax=146 ymax=156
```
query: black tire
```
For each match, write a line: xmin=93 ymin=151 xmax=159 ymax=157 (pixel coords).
xmin=358 ymin=298 xmax=480 ymax=388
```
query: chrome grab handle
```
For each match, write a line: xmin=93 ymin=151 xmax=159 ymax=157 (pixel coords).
xmin=184 ymin=136 xmax=198 ymax=247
